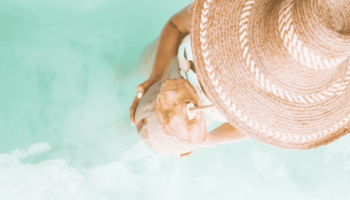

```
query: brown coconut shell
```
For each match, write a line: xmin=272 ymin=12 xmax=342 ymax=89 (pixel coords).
xmin=134 ymin=78 xmax=207 ymax=155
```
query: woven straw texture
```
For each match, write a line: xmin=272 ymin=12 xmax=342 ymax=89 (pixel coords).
xmin=191 ymin=0 xmax=350 ymax=150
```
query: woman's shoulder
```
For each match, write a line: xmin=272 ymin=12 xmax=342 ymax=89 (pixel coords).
xmin=169 ymin=4 xmax=193 ymax=35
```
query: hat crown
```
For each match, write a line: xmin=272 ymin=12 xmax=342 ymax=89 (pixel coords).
xmin=282 ymin=0 xmax=350 ymax=61
xmin=318 ymin=0 xmax=350 ymax=34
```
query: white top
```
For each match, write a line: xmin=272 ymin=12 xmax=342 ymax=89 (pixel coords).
xmin=178 ymin=35 xmax=228 ymax=123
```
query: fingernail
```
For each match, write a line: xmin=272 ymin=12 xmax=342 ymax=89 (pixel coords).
xmin=131 ymin=122 xmax=134 ymax=126
xmin=137 ymin=92 xmax=142 ymax=99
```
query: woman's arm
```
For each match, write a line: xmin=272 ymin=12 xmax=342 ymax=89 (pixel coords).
xmin=181 ymin=123 xmax=248 ymax=157
xmin=149 ymin=4 xmax=192 ymax=80
xmin=200 ymin=123 xmax=250 ymax=148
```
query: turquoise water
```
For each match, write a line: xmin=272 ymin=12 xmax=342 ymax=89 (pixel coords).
xmin=1 ymin=0 xmax=350 ymax=199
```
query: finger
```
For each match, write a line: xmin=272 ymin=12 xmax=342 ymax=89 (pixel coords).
xmin=137 ymin=79 xmax=158 ymax=99
xmin=131 ymin=79 xmax=159 ymax=126
xmin=180 ymin=154 xmax=190 ymax=158
xmin=180 ymin=150 xmax=193 ymax=158
xmin=129 ymin=95 xmax=140 ymax=126
xmin=136 ymin=85 xmax=144 ymax=99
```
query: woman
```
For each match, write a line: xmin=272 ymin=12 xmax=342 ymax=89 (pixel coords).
xmin=129 ymin=4 xmax=249 ymax=158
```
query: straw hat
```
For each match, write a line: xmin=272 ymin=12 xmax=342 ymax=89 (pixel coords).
xmin=191 ymin=0 xmax=350 ymax=150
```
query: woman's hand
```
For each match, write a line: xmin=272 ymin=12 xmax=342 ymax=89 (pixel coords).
xmin=129 ymin=77 xmax=160 ymax=126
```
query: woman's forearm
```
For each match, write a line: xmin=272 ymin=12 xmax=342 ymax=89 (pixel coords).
xmin=149 ymin=21 xmax=187 ymax=80
xmin=201 ymin=123 xmax=249 ymax=147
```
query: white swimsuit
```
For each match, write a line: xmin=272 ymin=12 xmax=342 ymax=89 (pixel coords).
xmin=178 ymin=35 xmax=228 ymax=123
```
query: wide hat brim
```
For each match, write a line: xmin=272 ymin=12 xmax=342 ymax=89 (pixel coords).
xmin=191 ymin=0 xmax=350 ymax=150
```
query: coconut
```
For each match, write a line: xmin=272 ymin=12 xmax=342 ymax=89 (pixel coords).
xmin=134 ymin=79 xmax=207 ymax=155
